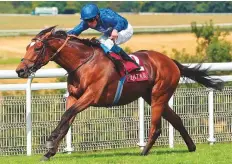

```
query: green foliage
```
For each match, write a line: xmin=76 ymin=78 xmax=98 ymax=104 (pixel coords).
xmin=63 ymin=2 xmax=78 ymax=14
xmin=207 ymin=37 xmax=232 ymax=62
xmin=2 ymin=2 xmax=232 ymax=14
xmin=170 ymin=20 xmax=232 ymax=63
xmin=170 ymin=48 xmax=205 ymax=63
xmin=119 ymin=2 xmax=141 ymax=12
xmin=124 ymin=46 xmax=132 ymax=54
xmin=191 ymin=20 xmax=215 ymax=43
xmin=196 ymin=2 xmax=209 ymax=12
xmin=0 ymin=2 xmax=14 ymax=13
xmin=191 ymin=20 xmax=232 ymax=62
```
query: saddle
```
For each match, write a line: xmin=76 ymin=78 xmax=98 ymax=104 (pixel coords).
xmin=106 ymin=52 xmax=138 ymax=76
xmin=89 ymin=38 xmax=146 ymax=81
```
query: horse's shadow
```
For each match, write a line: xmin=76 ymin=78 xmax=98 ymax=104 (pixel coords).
xmin=55 ymin=149 xmax=189 ymax=159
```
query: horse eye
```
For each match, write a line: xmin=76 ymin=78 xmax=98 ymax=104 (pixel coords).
xmin=34 ymin=42 xmax=43 ymax=51
xmin=34 ymin=47 xmax=41 ymax=51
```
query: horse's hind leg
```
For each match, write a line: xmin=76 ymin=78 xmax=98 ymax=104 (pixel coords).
xmin=142 ymin=93 xmax=196 ymax=155
xmin=141 ymin=115 xmax=162 ymax=156
xmin=162 ymin=106 xmax=196 ymax=152
xmin=141 ymin=85 xmax=172 ymax=155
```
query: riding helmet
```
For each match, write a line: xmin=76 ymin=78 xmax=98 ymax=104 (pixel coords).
xmin=81 ymin=4 xmax=99 ymax=20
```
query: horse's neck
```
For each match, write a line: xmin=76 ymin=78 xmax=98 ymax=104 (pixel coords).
xmin=54 ymin=44 xmax=95 ymax=73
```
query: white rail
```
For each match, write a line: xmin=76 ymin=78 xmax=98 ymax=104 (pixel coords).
xmin=2 ymin=62 xmax=232 ymax=79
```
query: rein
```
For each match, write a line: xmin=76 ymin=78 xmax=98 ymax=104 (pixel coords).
xmin=67 ymin=46 xmax=95 ymax=75
xmin=64 ymin=34 xmax=96 ymax=75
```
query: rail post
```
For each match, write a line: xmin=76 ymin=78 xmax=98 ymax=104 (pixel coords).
xmin=64 ymin=91 xmax=73 ymax=153
xmin=208 ymin=89 xmax=216 ymax=145
xmin=26 ymin=76 xmax=33 ymax=156
xmin=168 ymin=96 xmax=174 ymax=148
xmin=138 ymin=97 xmax=146 ymax=149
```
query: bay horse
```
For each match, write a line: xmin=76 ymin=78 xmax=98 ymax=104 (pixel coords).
xmin=16 ymin=26 xmax=223 ymax=161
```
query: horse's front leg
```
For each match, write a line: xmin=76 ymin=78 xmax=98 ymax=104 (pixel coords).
xmin=40 ymin=95 xmax=77 ymax=161
xmin=41 ymin=90 xmax=94 ymax=161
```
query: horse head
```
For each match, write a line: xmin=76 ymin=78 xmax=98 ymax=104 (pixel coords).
xmin=15 ymin=26 xmax=69 ymax=78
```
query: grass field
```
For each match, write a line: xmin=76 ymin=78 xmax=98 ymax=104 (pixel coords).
xmin=1 ymin=14 xmax=232 ymax=30
xmin=0 ymin=143 xmax=231 ymax=164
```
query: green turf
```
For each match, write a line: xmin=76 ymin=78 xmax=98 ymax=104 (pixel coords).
xmin=0 ymin=143 xmax=231 ymax=164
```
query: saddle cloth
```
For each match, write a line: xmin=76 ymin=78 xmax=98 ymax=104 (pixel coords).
xmin=109 ymin=52 xmax=149 ymax=83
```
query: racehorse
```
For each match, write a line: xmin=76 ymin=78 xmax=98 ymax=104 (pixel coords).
xmin=16 ymin=26 xmax=223 ymax=161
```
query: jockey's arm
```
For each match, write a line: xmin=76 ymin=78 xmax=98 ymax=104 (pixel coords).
xmin=67 ymin=21 xmax=89 ymax=35
xmin=113 ymin=18 xmax=128 ymax=33
xmin=101 ymin=8 xmax=128 ymax=34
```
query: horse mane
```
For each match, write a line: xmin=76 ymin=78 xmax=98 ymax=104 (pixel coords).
xmin=52 ymin=29 xmax=101 ymax=47
xmin=70 ymin=37 xmax=101 ymax=47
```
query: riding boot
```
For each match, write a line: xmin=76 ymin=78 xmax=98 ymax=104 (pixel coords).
xmin=111 ymin=45 xmax=141 ymax=69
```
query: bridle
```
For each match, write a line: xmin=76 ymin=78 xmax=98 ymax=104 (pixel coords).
xmin=21 ymin=33 xmax=95 ymax=75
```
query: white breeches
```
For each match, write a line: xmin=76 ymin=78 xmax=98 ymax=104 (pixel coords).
xmin=98 ymin=24 xmax=133 ymax=50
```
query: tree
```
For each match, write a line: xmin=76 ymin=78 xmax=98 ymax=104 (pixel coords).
xmin=175 ymin=2 xmax=196 ymax=13
xmin=63 ymin=1 xmax=77 ymax=14
xmin=2 ymin=1 xmax=232 ymax=14
xmin=196 ymin=2 xmax=209 ymax=13
xmin=0 ymin=2 xmax=14 ymax=13
xmin=119 ymin=2 xmax=141 ymax=12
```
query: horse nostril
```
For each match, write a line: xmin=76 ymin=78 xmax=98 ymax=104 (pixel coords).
xmin=16 ymin=69 xmax=25 ymax=77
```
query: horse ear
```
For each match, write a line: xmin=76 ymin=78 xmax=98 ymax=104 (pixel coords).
xmin=37 ymin=25 xmax=58 ymax=37
xmin=52 ymin=29 xmax=67 ymax=38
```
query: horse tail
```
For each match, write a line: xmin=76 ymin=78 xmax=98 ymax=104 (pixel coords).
xmin=172 ymin=59 xmax=224 ymax=91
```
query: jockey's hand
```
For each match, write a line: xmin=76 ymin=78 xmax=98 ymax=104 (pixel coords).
xmin=109 ymin=29 xmax=118 ymax=41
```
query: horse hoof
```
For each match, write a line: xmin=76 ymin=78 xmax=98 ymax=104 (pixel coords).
xmin=40 ymin=156 xmax=50 ymax=162
xmin=140 ymin=150 xmax=148 ymax=156
xmin=188 ymin=145 xmax=196 ymax=152
xmin=141 ymin=152 xmax=147 ymax=156
xmin=45 ymin=141 xmax=54 ymax=149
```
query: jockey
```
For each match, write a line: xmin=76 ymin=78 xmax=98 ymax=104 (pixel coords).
xmin=67 ymin=3 xmax=140 ymax=69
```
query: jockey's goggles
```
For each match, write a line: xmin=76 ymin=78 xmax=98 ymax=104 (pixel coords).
xmin=84 ymin=17 xmax=96 ymax=23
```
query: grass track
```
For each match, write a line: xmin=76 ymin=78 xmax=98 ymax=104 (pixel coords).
xmin=0 ymin=143 xmax=231 ymax=164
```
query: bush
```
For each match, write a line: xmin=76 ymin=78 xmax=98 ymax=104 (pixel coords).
xmin=191 ymin=20 xmax=214 ymax=43
xmin=191 ymin=20 xmax=232 ymax=62
xmin=171 ymin=48 xmax=206 ymax=63
xmin=124 ymin=46 xmax=132 ymax=54
xmin=207 ymin=38 xmax=232 ymax=62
